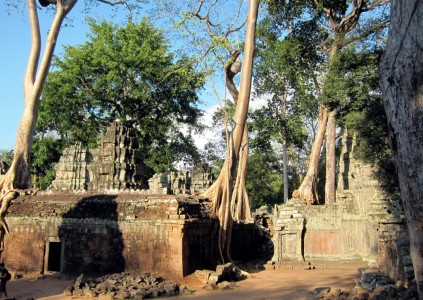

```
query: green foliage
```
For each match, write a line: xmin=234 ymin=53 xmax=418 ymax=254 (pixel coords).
xmin=38 ymin=18 xmax=205 ymax=178
xmin=212 ymin=99 xmax=236 ymax=129
xmin=323 ymin=48 xmax=382 ymax=110
xmin=334 ymin=48 xmax=399 ymax=193
xmin=31 ymin=137 xmax=64 ymax=190
xmin=254 ymin=13 xmax=323 ymax=153
xmin=246 ymin=150 xmax=284 ymax=209
xmin=0 ymin=149 xmax=14 ymax=164
xmin=262 ymin=0 xmax=390 ymax=112
xmin=249 ymin=99 xmax=308 ymax=151
xmin=344 ymin=102 xmax=398 ymax=194
xmin=146 ymin=130 xmax=201 ymax=173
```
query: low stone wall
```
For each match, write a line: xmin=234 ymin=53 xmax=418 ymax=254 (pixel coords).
xmin=272 ymin=194 xmax=411 ymax=283
xmin=1 ymin=194 xmax=259 ymax=278
xmin=273 ymin=203 xmax=377 ymax=262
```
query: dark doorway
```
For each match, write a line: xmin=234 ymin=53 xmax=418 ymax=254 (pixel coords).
xmin=47 ymin=242 xmax=62 ymax=272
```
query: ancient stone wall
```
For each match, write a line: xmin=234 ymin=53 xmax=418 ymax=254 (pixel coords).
xmin=191 ymin=163 xmax=215 ymax=194
xmin=272 ymin=131 xmax=412 ymax=283
xmin=1 ymin=194 xmax=258 ymax=277
xmin=87 ymin=122 xmax=145 ymax=191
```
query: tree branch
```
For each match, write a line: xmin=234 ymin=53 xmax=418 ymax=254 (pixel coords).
xmin=24 ymin=0 xmax=41 ymax=98
xmin=96 ymin=0 xmax=126 ymax=5
xmin=339 ymin=19 xmax=389 ymax=47
xmin=33 ymin=0 xmax=77 ymax=100
xmin=338 ymin=0 xmax=366 ymax=33
xmin=224 ymin=50 xmax=241 ymax=102
xmin=363 ymin=0 xmax=390 ymax=12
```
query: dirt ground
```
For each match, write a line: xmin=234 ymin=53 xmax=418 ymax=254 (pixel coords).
xmin=4 ymin=265 xmax=362 ymax=300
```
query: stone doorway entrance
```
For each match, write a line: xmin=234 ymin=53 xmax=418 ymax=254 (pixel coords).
xmin=46 ymin=241 xmax=62 ymax=272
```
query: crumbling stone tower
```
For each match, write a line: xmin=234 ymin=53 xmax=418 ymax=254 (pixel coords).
xmin=49 ymin=122 xmax=146 ymax=192
xmin=49 ymin=143 xmax=92 ymax=191
xmin=88 ymin=122 xmax=145 ymax=191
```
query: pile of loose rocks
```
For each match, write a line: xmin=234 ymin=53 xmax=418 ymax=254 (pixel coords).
xmin=65 ymin=272 xmax=180 ymax=299
xmin=305 ymin=268 xmax=418 ymax=300
xmin=194 ymin=262 xmax=247 ymax=291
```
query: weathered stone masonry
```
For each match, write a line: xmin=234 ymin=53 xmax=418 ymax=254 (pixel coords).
xmin=2 ymin=194 xmax=261 ymax=278
xmin=2 ymin=194 xmax=214 ymax=277
xmin=272 ymin=132 xmax=412 ymax=284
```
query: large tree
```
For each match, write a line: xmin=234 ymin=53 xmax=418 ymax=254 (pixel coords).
xmin=0 ymin=0 xmax=135 ymax=245
xmin=155 ymin=0 xmax=257 ymax=263
xmin=168 ymin=0 xmax=252 ymax=221
xmin=37 ymin=19 xmax=204 ymax=178
xmin=254 ymin=20 xmax=324 ymax=202
xmin=201 ymin=0 xmax=258 ymax=264
xmin=265 ymin=0 xmax=390 ymax=204
xmin=380 ymin=0 xmax=423 ymax=297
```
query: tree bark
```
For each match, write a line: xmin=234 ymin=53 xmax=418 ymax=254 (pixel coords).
xmin=224 ymin=50 xmax=251 ymax=221
xmin=0 ymin=0 xmax=77 ymax=237
xmin=292 ymin=104 xmax=328 ymax=204
xmin=202 ymin=0 xmax=258 ymax=263
xmin=325 ymin=108 xmax=337 ymax=204
xmin=279 ymin=93 xmax=289 ymax=203
xmin=380 ymin=1 xmax=423 ymax=298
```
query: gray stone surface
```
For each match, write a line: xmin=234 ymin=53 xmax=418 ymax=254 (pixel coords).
xmin=272 ymin=131 xmax=412 ymax=286
xmin=49 ymin=122 xmax=215 ymax=195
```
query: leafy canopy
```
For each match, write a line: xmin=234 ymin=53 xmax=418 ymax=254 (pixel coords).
xmin=37 ymin=18 xmax=205 ymax=174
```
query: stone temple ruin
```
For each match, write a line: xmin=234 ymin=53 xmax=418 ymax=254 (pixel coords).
xmin=269 ymin=131 xmax=412 ymax=285
xmin=0 ymin=122 xmax=267 ymax=278
xmin=48 ymin=122 xmax=214 ymax=194
xmin=0 ymin=122 xmax=413 ymax=294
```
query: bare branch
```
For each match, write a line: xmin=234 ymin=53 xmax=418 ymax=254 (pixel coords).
xmin=338 ymin=0 xmax=366 ymax=33
xmin=96 ymin=0 xmax=126 ymax=6
xmin=339 ymin=19 xmax=389 ymax=47
xmin=193 ymin=0 xmax=206 ymax=16
xmin=364 ymin=0 xmax=390 ymax=11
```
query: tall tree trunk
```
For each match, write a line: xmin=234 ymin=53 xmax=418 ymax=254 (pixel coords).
xmin=282 ymin=141 xmax=288 ymax=203
xmin=325 ymin=108 xmax=337 ymax=204
xmin=292 ymin=104 xmax=328 ymax=204
xmin=201 ymin=0 xmax=258 ymax=263
xmin=224 ymin=50 xmax=251 ymax=221
xmin=292 ymin=40 xmax=340 ymax=205
xmin=0 ymin=0 xmax=77 ymax=240
xmin=280 ymin=93 xmax=289 ymax=203
xmin=380 ymin=1 xmax=423 ymax=298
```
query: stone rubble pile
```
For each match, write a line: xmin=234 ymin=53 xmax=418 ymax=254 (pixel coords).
xmin=305 ymin=268 xmax=418 ymax=300
xmin=194 ymin=262 xmax=246 ymax=291
xmin=357 ymin=268 xmax=395 ymax=291
xmin=66 ymin=272 xmax=180 ymax=299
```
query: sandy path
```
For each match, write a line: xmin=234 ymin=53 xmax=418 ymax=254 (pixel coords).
xmin=4 ymin=267 xmax=359 ymax=300
xmin=176 ymin=268 xmax=358 ymax=300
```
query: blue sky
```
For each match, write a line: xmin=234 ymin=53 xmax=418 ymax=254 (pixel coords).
xmin=0 ymin=3 xmax=101 ymax=150
xmin=0 ymin=2 xmax=226 ymax=151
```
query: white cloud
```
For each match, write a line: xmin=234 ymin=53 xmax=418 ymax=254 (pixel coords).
xmin=193 ymin=104 xmax=221 ymax=151
xmin=181 ymin=86 xmax=273 ymax=153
